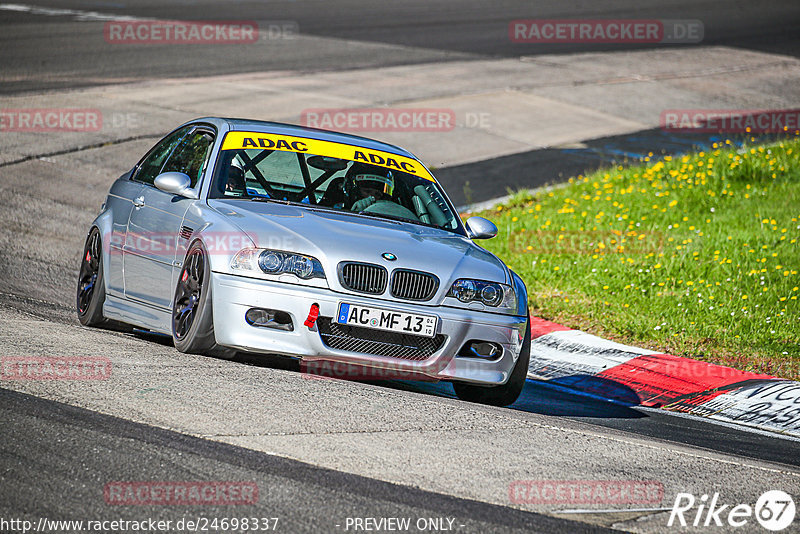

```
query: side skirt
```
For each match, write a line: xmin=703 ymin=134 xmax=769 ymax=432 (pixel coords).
xmin=104 ymin=294 xmax=172 ymax=335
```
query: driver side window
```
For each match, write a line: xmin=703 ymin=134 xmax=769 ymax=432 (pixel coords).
xmin=161 ymin=130 xmax=215 ymax=188
xmin=133 ymin=126 xmax=190 ymax=186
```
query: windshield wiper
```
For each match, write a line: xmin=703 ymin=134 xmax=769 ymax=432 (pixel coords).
xmin=292 ymin=203 xmax=453 ymax=232
xmin=250 ymin=196 xmax=292 ymax=205
xmin=351 ymin=210 xmax=429 ymax=226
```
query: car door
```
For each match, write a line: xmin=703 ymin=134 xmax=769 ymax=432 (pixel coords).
xmin=108 ymin=127 xmax=189 ymax=297
xmin=104 ymin=170 xmax=144 ymax=297
xmin=121 ymin=125 xmax=190 ymax=305
xmin=124 ymin=125 xmax=215 ymax=309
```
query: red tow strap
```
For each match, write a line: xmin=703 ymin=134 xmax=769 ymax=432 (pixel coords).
xmin=304 ymin=303 xmax=320 ymax=328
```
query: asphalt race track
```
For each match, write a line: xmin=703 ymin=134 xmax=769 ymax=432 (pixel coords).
xmin=2 ymin=1 xmax=800 ymax=532
xmin=1 ymin=388 xmax=599 ymax=534
xmin=2 ymin=0 xmax=799 ymax=93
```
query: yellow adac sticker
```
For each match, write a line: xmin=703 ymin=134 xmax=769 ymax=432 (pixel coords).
xmin=221 ymin=131 xmax=434 ymax=182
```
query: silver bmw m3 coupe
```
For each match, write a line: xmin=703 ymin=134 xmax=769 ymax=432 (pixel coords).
xmin=77 ymin=118 xmax=531 ymax=405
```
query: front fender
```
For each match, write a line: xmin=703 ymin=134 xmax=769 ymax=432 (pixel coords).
xmin=89 ymin=207 xmax=115 ymax=296
xmin=179 ymin=201 xmax=256 ymax=275
xmin=509 ymin=269 xmax=529 ymax=317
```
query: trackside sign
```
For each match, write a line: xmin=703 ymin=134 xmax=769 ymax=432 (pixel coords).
xmin=220 ymin=131 xmax=435 ymax=182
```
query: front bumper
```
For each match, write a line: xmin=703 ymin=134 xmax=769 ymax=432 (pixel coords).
xmin=211 ymin=272 xmax=527 ymax=385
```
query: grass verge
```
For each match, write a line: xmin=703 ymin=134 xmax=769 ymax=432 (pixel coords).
xmin=474 ymin=136 xmax=800 ymax=379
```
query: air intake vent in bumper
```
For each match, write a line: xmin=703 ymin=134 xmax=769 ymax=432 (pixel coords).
xmin=317 ymin=318 xmax=446 ymax=361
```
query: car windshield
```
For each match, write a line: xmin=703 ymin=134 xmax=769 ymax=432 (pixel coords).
xmin=210 ymin=143 xmax=462 ymax=233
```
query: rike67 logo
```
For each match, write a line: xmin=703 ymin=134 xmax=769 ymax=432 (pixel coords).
xmin=668 ymin=490 xmax=796 ymax=531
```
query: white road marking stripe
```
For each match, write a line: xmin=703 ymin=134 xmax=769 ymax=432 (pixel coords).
xmin=638 ymin=406 xmax=800 ymax=442
xmin=0 ymin=3 xmax=146 ymax=21
xmin=555 ymin=507 xmax=673 ymax=514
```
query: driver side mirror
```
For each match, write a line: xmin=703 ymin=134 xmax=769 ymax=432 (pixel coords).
xmin=154 ymin=172 xmax=198 ymax=199
xmin=465 ymin=216 xmax=498 ymax=239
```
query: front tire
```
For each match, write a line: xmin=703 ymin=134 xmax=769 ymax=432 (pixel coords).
xmin=77 ymin=228 xmax=107 ymax=326
xmin=453 ymin=314 xmax=531 ymax=407
xmin=172 ymin=241 xmax=235 ymax=359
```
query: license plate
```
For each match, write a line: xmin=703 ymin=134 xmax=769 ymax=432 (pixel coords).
xmin=336 ymin=303 xmax=437 ymax=338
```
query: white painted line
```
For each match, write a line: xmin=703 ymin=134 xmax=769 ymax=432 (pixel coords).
xmin=554 ymin=507 xmax=673 ymax=514
xmin=637 ymin=406 xmax=800 ymax=443
xmin=530 ymin=376 xmax=800 ymax=442
xmin=0 ymin=3 xmax=145 ymax=21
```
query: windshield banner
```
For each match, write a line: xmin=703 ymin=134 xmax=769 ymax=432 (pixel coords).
xmin=220 ymin=131 xmax=435 ymax=182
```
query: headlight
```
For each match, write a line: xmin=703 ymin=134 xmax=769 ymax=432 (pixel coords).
xmin=231 ymin=248 xmax=325 ymax=280
xmin=450 ymin=279 xmax=477 ymax=303
xmin=447 ymin=279 xmax=517 ymax=311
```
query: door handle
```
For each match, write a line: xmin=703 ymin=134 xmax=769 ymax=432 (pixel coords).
xmin=132 ymin=196 xmax=145 ymax=208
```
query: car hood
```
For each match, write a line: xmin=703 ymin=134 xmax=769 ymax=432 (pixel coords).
xmin=209 ymin=199 xmax=509 ymax=289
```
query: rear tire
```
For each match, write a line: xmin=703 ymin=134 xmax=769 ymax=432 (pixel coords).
xmin=76 ymin=228 xmax=107 ymax=327
xmin=172 ymin=241 xmax=236 ymax=359
xmin=453 ymin=314 xmax=531 ymax=407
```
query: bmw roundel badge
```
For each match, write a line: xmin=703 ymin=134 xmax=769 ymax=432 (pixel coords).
xmin=382 ymin=252 xmax=397 ymax=261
